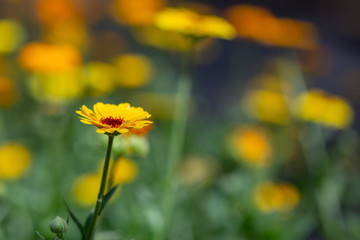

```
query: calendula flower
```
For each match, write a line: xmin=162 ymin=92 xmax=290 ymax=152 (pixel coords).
xmin=112 ymin=157 xmax=138 ymax=184
xmin=294 ymin=89 xmax=353 ymax=128
xmin=76 ymin=102 xmax=152 ymax=135
xmin=228 ymin=126 xmax=272 ymax=167
xmin=72 ymin=173 xmax=102 ymax=206
xmin=155 ymin=8 xmax=236 ymax=39
xmin=0 ymin=142 xmax=31 ymax=180
xmin=253 ymin=181 xmax=300 ymax=213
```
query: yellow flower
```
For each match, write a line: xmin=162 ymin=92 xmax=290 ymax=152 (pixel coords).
xmin=18 ymin=42 xmax=82 ymax=73
xmin=155 ymin=8 xmax=236 ymax=39
xmin=111 ymin=157 xmax=138 ymax=184
xmin=244 ymin=89 xmax=289 ymax=124
xmin=28 ymin=70 xmax=85 ymax=103
xmin=72 ymin=173 xmax=102 ymax=206
xmin=294 ymin=89 xmax=353 ymax=128
xmin=228 ymin=126 xmax=272 ymax=167
xmin=0 ymin=142 xmax=31 ymax=180
xmin=83 ymin=62 xmax=116 ymax=96
xmin=0 ymin=19 xmax=26 ymax=54
xmin=76 ymin=102 xmax=152 ymax=135
xmin=113 ymin=54 xmax=153 ymax=88
xmin=253 ymin=181 xmax=300 ymax=213
xmin=179 ymin=155 xmax=217 ymax=186
xmin=0 ymin=76 xmax=18 ymax=107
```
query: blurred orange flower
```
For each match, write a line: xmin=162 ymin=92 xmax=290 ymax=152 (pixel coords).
xmin=253 ymin=181 xmax=300 ymax=213
xmin=113 ymin=0 xmax=166 ymax=25
xmin=228 ymin=126 xmax=272 ymax=167
xmin=294 ymin=89 xmax=353 ymax=128
xmin=226 ymin=4 xmax=318 ymax=49
xmin=18 ymin=42 xmax=82 ymax=73
xmin=35 ymin=0 xmax=82 ymax=25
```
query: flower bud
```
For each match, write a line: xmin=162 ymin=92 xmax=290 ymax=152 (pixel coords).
xmin=49 ymin=216 xmax=67 ymax=236
xmin=128 ymin=135 xmax=149 ymax=156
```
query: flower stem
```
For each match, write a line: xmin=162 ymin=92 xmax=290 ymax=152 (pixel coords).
xmin=86 ymin=135 xmax=114 ymax=240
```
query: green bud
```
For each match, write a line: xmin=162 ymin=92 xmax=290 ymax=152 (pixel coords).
xmin=49 ymin=216 xmax=67 ymax=237
xmin=128 ymin=135 xmax=149 ymax=156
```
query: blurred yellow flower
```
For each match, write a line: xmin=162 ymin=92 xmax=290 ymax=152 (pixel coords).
xmin=0 ymin=142 xmax=31 ymax=180
xmin=113 ymin=0 xmax=166 ymax=25
xmin=112 ymin=157 xmax=138 ymax=184
xmin=179 ymin=155 xmax=217 ymax=186
xmin=28 ymin=71 xmax=85 ymax=103
xmin=76 ymin=102 xmax=152 ymax=135
xmin=253 ymin=181 xmax=300 ymax=213
xmin=113 ymin=54 xmax=153 ymax=88
xmin=155 ymin=8 xmax=236 ymax=39
xmin=134 ymin=92 xmax=175 ymax=120
xmin=83 ymin=62 xmax=116 ymax=96
xmin=18 ymin=42 xmax=82 ymax=73
xmin=225 ymin=4 xmax=318 ymax=49
xmin=228 ymin=126 xmax=272 ymax=167
xmin=72 ymin=173 xmax=102 ymax=206
xmin=244 ymin=89 xmax=289 ymax=124
xmin=294 ymin=89 xmax=353 ymax=128
xmin=0 ymin=19 xmax=26 ymax=54
xmin=0 ymin=77 xmax=18 ymax=107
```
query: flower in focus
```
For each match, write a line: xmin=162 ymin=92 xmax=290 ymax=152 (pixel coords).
xmin=294 ymin=89 xmax=353 ymax=128
xmin=228 ymin=126 xmax=272 ymax=167
xmin=244 ymin=89 xmax=289 ymax=124
xmin=113 ymin=0 xmax=166 ymax=25
xmin=72 ymin=173 xmax=102 ymax=206
xmin=0 ymin=142 xmax=31 ymax=180
xmin=112 ymin=157 xmax=138 ymax=184
xmin=0 ymin=19 xmax=26 ymax=54
xmin=155 ymin=8 xmax=236 ymax=39
xmin=18 ymin=42 xmax=82 ymax=73
xmin=0 ymin=77 xmax=18 ymax=107
xmin=113 ymin=54 xmax=154 ymax=88
xmin=253 ymin=181 xmax=300 ymax=213
xmin=76 ymin=102 xmax=152 ymax=135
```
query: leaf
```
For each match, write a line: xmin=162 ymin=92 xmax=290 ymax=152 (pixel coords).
xmin=63 ymin=200 xmax=86 ymax=239
xmin=99 ymin=184 xmax=119 ymax=215
xmin=84 ymin=210 xmax=94 ymax=233
xmin=35 ymin=231 xmax=47 ymax=240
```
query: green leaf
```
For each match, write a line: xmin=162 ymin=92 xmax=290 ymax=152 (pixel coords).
xmin=35 ymin=230 xmax=47 ymax=240
xmin=63 ymin=200 xmax=86 ymax=239
xmin=84 ymin=211 xmax=94 ymax=234
xmin=99 ymin=184 xmax=119 ymax=215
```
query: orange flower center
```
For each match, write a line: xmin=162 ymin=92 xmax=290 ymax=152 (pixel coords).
xmin=100 ymin=116 xmax=124 ymax=128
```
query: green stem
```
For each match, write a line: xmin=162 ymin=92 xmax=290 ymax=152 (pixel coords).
xmin=156 ymin=44 xmax=195 ymax=240
xmin=86 ymin=135 xmax=114 ymax=240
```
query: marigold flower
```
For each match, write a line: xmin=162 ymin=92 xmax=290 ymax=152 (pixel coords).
xmin=253 ymin=181 xmax=300 ymax=213
xmin=113 ymin=54 xmax=153 ymax=88
xmin=294 ymin=89 xmax=353 ymax=128
xmin=76 ymin=102 xmax=152 ymax=135
xmin=0 ymin=19 xmax=26 ymax=54
xmin=228 ymin=126 xmax=272 ymax=167
xmin=112 ymin=157 xmax=138 ymax=184
xmin=0 ymin=142 xmax=31 ymax=180
xmin=244 ymin=89 xmax=289 ymax=124
xmin=155 ymin=8 xmax=236 ymax=39
xmin=18 ymin=42 xmax=82 ymax=73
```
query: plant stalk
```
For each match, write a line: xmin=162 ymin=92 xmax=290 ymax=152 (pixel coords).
xmin=86 ymin=135 xmax=114 ymax=240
